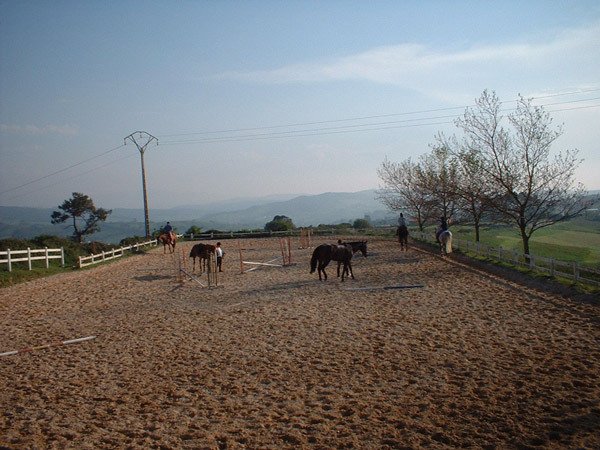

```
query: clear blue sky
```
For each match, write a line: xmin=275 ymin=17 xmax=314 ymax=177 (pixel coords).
xmin=1 ymin=0 xmax=599 ymax=209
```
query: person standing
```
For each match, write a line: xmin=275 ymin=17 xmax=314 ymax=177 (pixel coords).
xmin=215 ymin=242 xmax=224 ymax=272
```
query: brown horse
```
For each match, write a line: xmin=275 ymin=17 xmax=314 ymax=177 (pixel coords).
xmin=158 ymin=232 xmax=176 ymax=253
xmin=336 ymin=240 xmax=367 ymax=277
xmin=189 ymin=243 xmax=216 ymax=272
xmin=396 ymin=225 xmax=408 ymax=251
xmin=310 ymin=243 xmax=354 ymax=281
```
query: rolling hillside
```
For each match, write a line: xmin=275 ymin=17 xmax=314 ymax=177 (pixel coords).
xmin=0 ymin=190 xmax=394 ymax=243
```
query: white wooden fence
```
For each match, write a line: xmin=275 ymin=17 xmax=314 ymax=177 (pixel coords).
xmin=78 ymin=238 xmax=157 ymax=268
xmin=413 ymin=231 xmax=600 ymax=287
xmin=0 ymin=247 xmax=65 ymax=272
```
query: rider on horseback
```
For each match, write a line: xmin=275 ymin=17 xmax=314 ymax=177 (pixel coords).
xmin=397 ymin=213 xmax=407 ymax=228
xmin=436 ymin=216 xmax=448 ymax=243
xmin=163 ymin=222 xmax=175 ymax=242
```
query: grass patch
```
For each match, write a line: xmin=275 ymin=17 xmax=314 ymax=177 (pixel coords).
xmin=0 ymin=265 xmax=73 ymax=288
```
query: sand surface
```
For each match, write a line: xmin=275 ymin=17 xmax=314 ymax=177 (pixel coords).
xmin=1 ymin=236 xmax=599 ymax=449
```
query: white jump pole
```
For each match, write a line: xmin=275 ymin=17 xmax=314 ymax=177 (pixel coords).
xmin=0 ymin=335 xmax=97 ymax=357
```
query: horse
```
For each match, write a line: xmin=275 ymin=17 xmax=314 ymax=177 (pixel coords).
xmin=337 ymin=240 xmax=368 ymax=277
xmin=158 ymin=232 xmax=176 ymax=253
xmin=438 ymin=229 xmax=453 ymax=256
xmin=310 ymin=243 xmax=354 ymax=281
xmin=189 ymin=243 xmax=216 ymax=272
xmin=396 ymin=225 xmax=409 ymax=251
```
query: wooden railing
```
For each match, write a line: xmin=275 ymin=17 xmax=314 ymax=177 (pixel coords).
xmin=78 ymin=238 xmax=157 ymax=268
xmin=0 ymin=247 xmax=65 ymax=272
xmin=413 ymin=231 xmax=600 ymax=287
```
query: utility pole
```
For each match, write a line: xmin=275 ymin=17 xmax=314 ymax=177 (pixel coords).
xmin=124 ymin=131 xmax=158 ymax=238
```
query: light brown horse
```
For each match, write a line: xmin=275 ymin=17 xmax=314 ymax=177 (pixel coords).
xmin=158 ymin=232 xmax=177 ymax=253
xmin=189 ymin=243 xmax=216 ymax=272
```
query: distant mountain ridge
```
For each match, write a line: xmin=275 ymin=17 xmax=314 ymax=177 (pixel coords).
xmin=0 ymin=189 xmax=394 ymax=243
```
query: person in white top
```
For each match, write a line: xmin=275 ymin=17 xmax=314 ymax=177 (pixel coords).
xmin=215 ymin=242 xmax=224 ymax=272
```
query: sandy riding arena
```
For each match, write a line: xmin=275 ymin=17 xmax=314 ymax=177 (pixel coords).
xmin=1 ymin=237 xmax=599 ymax=449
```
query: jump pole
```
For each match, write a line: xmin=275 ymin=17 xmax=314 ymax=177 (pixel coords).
xmin=279 ymin=237 xmax=292 ymax=265
xmin=299 ymin=228 xmax=312 ymax=249
xmin=345 ymin=284 xmax=425 ymax=291
xmin=1 ymin=335 xmax=97 ymax=357
xmin=180 ymin=267 xmax=206 ymax=287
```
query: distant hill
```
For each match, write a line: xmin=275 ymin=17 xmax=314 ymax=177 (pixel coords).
xmin=0 ymin=189 xmax=395 ymax=243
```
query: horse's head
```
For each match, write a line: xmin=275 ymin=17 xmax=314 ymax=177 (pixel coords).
xmin=358 ymin=240 xmax=368 ymax=257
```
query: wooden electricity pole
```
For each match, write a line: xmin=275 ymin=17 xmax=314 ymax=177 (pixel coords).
xmin=124 ymin=131 xmax=158 ymax=238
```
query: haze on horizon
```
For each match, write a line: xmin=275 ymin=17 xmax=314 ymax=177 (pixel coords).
xmin=1 ymin=1 xmax=599 ymax=211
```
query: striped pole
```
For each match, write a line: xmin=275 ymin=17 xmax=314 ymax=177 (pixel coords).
xmin=0 ymin=335 xmax=96 ymax=357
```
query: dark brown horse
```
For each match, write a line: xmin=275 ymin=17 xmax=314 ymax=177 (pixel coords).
xmin=336 ymin=240 xmax=367 ymax=277
xmin=310 ymin=243 xmax=354 ymax=281
xmin=189 ymin=243 xmax=216 ymax=272
xmin=396 ymin=225 xmax=408 ymax=251
xmin=158 ymin=232 xmax=176 ymax=253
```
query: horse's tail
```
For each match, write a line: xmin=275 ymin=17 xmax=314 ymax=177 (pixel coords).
xmin=310 ymin=248 xmax=319 ymax=273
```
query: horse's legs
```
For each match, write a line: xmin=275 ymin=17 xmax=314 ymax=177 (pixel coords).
xmin=345 ymin=261 xmax=354 ymax=280
xmin=318 ymin=261 xmax=328 ymax=281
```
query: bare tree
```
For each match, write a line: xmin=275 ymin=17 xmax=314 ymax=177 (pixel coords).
xmin=456 ymin=90 xmax=588 ymax=254
xmin=51 ymin=192 xmax=112 ymax=243
xmin=440 ymin=131 xmax=497 ymax=242
xmin=376 ymin=157 xmax=435 ymax=231
xmin=417 ymin=137 xmax=460 ymax=224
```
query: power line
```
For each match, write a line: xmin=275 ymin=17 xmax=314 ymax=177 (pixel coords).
xmin=156 ymin=87 xmax=600 ymax=139
xmin=2 ymin=87 xmax=599 ymax=200
xmin=159 ymin=100 xmax=600 ymax=146
xmin=0 ymin=144 xmax=125 ymax=196
xmin=1 ymin=153 xmax=137 ymax=203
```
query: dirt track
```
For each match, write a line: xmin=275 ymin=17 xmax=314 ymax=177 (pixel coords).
xmin=1 ymin=236 xmax=599 ymax=449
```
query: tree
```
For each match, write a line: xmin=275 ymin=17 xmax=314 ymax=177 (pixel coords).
xmin=352 ymin=218 xmax=372 ymax=229
xmin=417 ymin=138 xmax=460 ymax=223
xmin=456 ymin=90 xmax=588 ymax=254
xmin=264 ymin=215 xmax=295 ymax=232
xmin=438 ymin=133 xmax=497 ymax=242
xmin=186 ymin=225 xmax=203 ymax=236
xmin=376 ymin=157 xmax=435 ymax=231
xmin=51 ymin=192 xmax=111 ymax=243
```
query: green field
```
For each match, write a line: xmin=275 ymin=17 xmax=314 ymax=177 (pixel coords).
xmin=450 ymin=217 xmax=600 ymax=268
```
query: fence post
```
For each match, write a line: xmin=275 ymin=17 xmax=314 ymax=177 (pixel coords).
xmin=78 ymin=256 xmax=82 ymax=269
xmin=45 ymin=247 xmax=50 ymax=269
xmin=573 ymin=261 xmax=580 ymax=281
xmin=7 ymin=249 xmax=11 ymax=272
xmin=28 ymin=247 xmax=33 ymax=270
xmin=61 ymin=247 xmax=65 ymax=267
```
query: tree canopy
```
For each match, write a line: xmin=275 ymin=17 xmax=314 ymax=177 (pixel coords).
xmin=50 ymin=192 xmax=111 ymax=243
xmin=378 ymin=90 xmax=590 ymax=254
xmin=264 ymin=215 xmax=295 ymax=232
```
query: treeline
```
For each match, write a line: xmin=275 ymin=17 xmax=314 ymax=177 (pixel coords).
xmin=377 ymin=90 xmax=597 ymax=255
